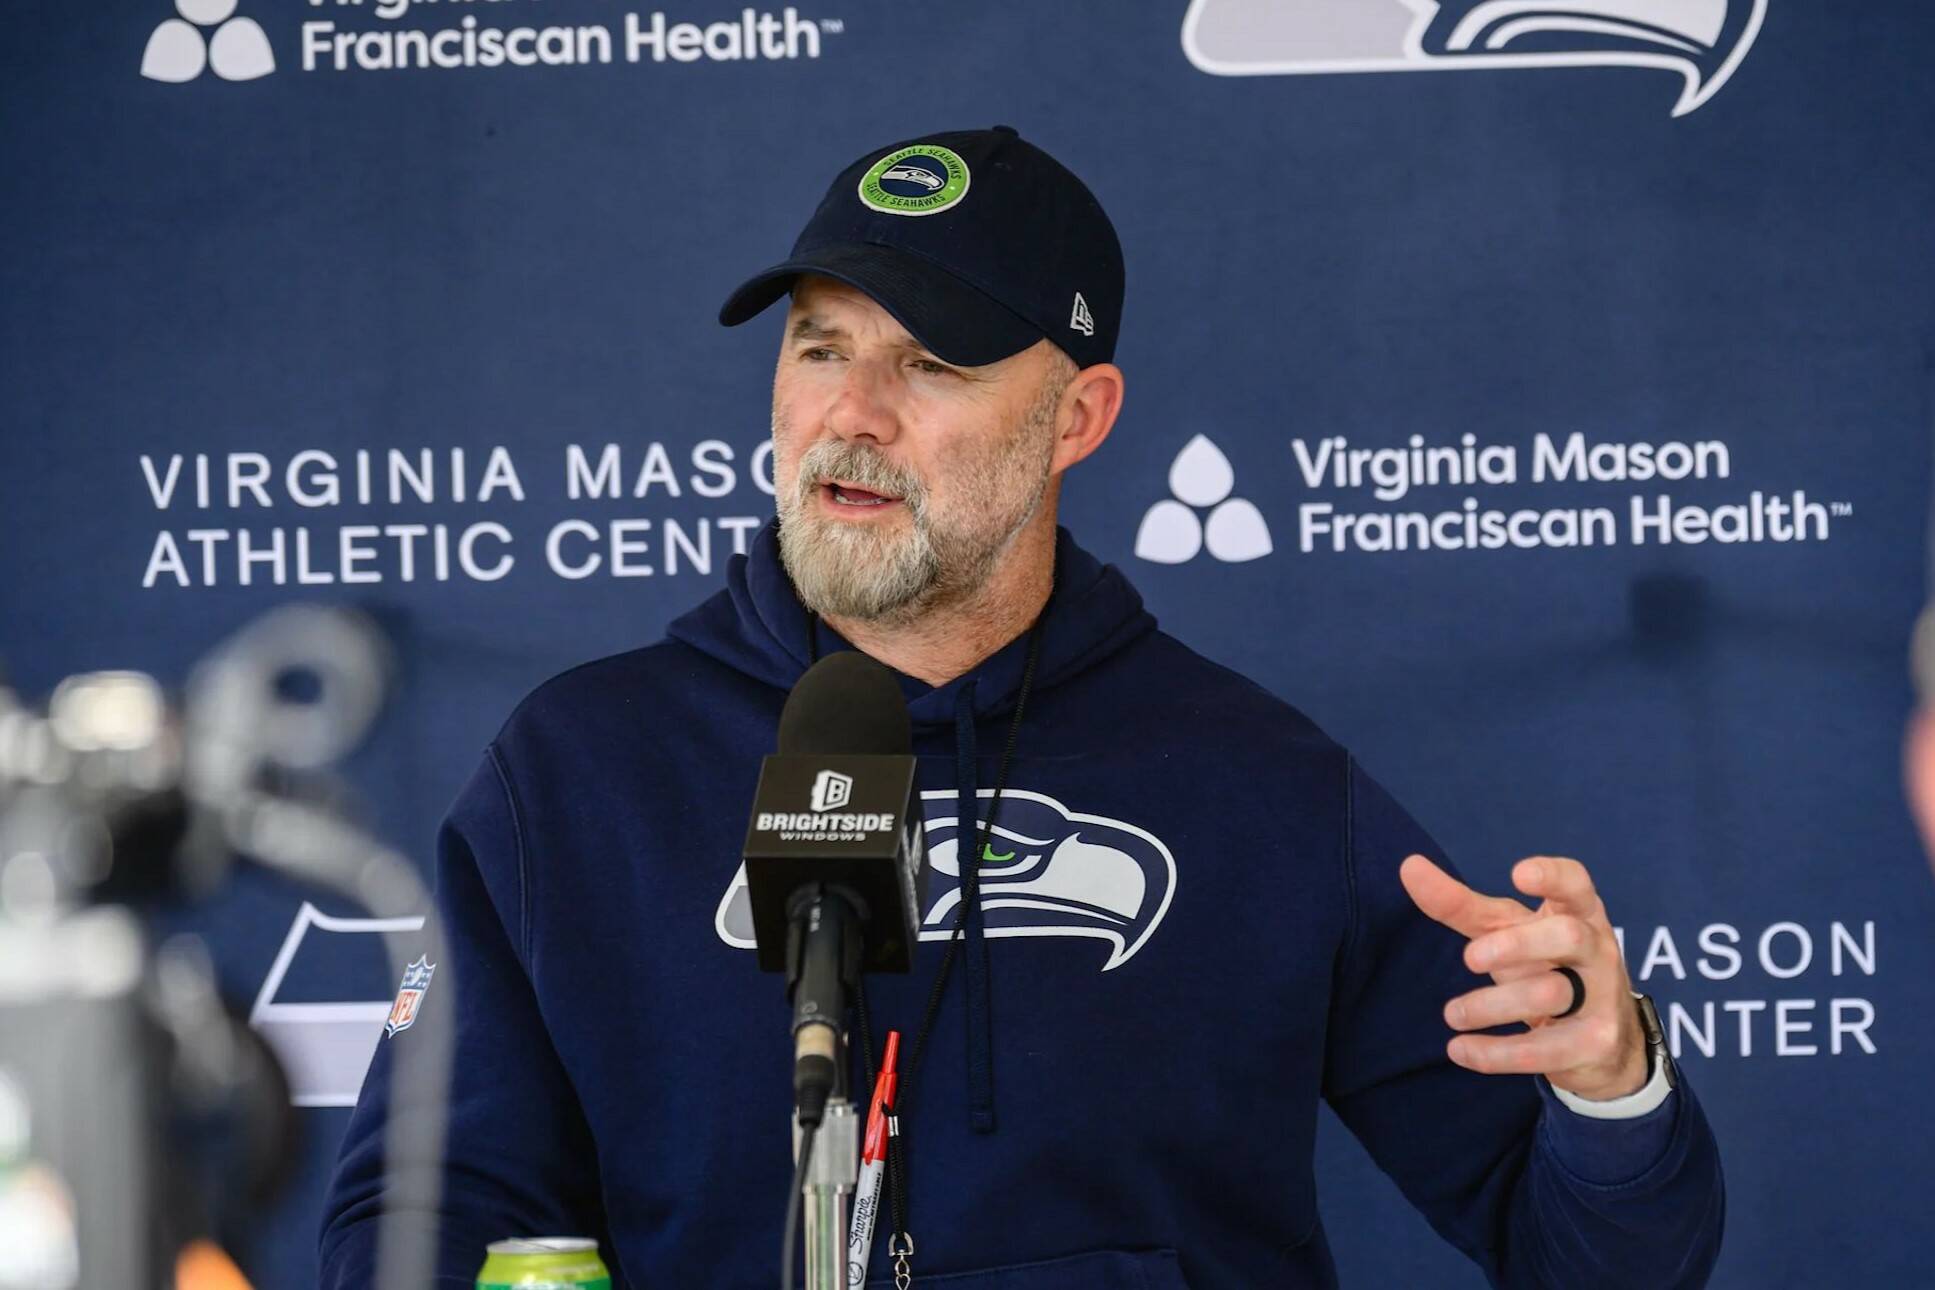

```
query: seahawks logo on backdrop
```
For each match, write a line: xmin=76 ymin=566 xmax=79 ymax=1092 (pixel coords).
xmin=1181 ymin=0 xmax=1766 ymax=117
xmin=714 ymin=789 xmax=1177 ymax=971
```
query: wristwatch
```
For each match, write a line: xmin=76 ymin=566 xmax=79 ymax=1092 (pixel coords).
xmin=1634 ymin=990 xmax=1676 ymax=1090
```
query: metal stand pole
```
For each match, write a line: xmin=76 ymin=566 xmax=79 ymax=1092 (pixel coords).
xmin=796 ymin=1098 xmax=859 ymax=1290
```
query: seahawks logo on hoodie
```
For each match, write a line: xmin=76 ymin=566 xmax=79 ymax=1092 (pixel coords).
xmin=713 ymin=789 xmax=1177 ymax=971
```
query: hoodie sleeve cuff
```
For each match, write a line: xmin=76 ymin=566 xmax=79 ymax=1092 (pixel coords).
xmin=1547 ymin=1047 xmax=1674 ymax=1120
xmin=1535 ymin=1056 xmax=1679 ymax=1186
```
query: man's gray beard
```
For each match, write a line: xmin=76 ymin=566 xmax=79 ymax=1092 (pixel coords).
xmin=774 ymin=372 xmax=1061 ymax=625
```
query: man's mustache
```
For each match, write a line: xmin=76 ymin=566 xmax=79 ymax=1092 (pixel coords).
xmin=794 ymin=440 xmax=927 ymax=511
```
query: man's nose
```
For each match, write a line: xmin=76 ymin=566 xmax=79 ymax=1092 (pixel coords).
xmin=823 ymin=359 xmax=902 ymax=446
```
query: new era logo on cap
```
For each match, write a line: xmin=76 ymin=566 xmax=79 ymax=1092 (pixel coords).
xmin=1070 ymin=291 xmax=1095 ymax=337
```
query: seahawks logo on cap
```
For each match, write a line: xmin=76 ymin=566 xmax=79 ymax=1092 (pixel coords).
xmin=858 ymin=144 xmax=971 ymax=217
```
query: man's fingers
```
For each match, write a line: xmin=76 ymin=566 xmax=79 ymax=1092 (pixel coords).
xmin=1464 ymin=913 xmax=1596 ymax=974
xmin=1398 ymin=854 xmax=1529 ymax=939
xmin=1444 ymin=972 xmax=1580 ymax=1032
xmin=1510 ymin=855 xmax=1603 ymax=917
xmin=1447 ymin=1021 xmax=1613 ymax=1076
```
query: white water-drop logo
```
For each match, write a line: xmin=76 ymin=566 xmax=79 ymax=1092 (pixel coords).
xmin=142 ymin=0 xmax=275 ymax=83
xmin=1134 ymin=434 xmax=1273 ymax=564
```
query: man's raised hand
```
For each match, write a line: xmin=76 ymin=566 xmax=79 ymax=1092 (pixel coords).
xmin=1398 ymin=853 xmax=1648 ymax=1101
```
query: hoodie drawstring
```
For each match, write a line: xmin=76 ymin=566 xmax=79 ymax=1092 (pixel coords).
xmin=845 ymin=604 xmax=1049 ymax=1286
xmin=955 ymin=682 xmax=997 ymax=1134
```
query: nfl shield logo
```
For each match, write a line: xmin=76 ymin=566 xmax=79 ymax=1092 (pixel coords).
xmin=384 ymin=955 xmax=436 ymax=1038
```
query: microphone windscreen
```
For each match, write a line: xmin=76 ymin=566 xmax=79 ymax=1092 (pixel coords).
xmin=777 ymin=651 xmax=912 ymax=755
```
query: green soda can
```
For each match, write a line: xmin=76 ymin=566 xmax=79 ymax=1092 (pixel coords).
xmin=475 ymin=1237 xmax=612 ymax=1289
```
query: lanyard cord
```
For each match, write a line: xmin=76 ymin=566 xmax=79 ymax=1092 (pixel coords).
xmin=805 ymin=604 xmax=1050 ymax=1284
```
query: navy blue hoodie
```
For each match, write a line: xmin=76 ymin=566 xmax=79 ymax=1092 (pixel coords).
xmin=320 ymin=519 xmax=1723 ymax=1288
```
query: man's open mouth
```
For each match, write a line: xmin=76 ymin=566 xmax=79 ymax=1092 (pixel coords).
xmin=822 ymin=481 xmax=903 ymax=508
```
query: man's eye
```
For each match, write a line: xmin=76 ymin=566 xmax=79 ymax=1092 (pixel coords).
xmin=796 ymin=348 xmax=950 ymax=377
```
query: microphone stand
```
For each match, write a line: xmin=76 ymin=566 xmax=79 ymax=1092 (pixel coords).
xmin=754 ymin=653 xmax=924 ymax=1289
xmin=796 ymin=1099 xmax=858 ymax=1289
xmin=787 ymin=886 xmax=863 ymax=1290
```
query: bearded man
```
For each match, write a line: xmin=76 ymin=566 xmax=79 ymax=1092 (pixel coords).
xmin=321 ymin=125 xmax=1723 ymax=1289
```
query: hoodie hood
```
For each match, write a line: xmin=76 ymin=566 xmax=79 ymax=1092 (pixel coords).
xmin=666 ymin=517 xmax=1156 ymax=723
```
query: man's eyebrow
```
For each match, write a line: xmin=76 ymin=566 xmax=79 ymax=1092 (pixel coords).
xmin=788 ymin=315 xmax=936 ymax=355
xmin=788 ymin=317 xmax=844 ymax=341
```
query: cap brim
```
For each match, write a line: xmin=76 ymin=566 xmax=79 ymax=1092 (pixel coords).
xmin=717 ymin=242 xmax=1044 ymax=367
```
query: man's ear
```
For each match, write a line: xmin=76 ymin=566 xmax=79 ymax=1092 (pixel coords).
xmin=1051 ymin=362 xmax=1124 ymax=476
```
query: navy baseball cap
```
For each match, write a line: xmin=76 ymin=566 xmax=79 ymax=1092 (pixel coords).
xmin=717 ymin=125 xmax=1124 ymax=370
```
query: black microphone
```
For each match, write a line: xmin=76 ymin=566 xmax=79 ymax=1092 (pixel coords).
xmin=743 ymin=651 xmax=926 ymax=1127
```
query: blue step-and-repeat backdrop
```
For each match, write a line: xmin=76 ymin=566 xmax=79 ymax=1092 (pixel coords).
xmin=5 ymin=3 xmax=1934 ymax=1286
